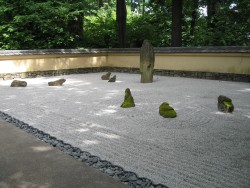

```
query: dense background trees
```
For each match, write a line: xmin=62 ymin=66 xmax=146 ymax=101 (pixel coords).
xmin=0 ymin=0 xmax=249 ymax=49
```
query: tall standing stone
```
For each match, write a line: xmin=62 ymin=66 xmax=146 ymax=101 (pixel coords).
xmin=140 ymin=40 xmax=155 ymax=83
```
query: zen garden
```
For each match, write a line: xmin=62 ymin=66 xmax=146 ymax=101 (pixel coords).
xmin=0 ymin=1 xmax=249 ymax=188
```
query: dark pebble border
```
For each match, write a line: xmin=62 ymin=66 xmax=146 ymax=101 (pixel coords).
xmin=1 ymin=67 xmax=249 ymax=83
xmin=0 ymin=111 xmax=168 ymax=188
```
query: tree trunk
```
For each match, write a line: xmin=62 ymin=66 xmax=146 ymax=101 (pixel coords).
xmin=190 ymin=0 xmax=199 ymax=36
xmin=97 ymin=0 xmax=104 ymax=8
xmin=207 ymin=0 xmax=220 ymax=45
xmin=142 ymin=0 xmax=145 ymax=16
xmin=67 ymin=12 xmax=84 ymax=46
xmin=116 ymin=0 xmax=127 ymax=48
xmin=171 ymin=0 xmax=183 ymax=47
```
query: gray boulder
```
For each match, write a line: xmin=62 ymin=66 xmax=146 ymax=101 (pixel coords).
xmin=48 ymin=78 xmax=66 ymax=86
xmin=101 ymin=72 xmax=111 ymax=80
xmin=10 ymin=80 xmax=27 ymax=87
xmin=218 ymin=95 xmax=234 ymax=113
xmin=108 ymin=75 xmax=116 ymax=82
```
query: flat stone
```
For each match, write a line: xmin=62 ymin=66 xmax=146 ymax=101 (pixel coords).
xmin=101 ymin=72 xmax=111 ymax=80
xmin=10 ymin=80 xmax=27 ymax=87
xmin=48 ymin=78 xmax=66 ymax=86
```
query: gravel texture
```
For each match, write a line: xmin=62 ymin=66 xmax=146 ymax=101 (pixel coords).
xmin=0 ymin=112 xmax=165 ymax=188
xmin=0 ymin=73 xmax=250 ymax=188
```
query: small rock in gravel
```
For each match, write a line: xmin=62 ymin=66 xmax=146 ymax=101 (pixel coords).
xmin=108 ymin=75 xmax=116 ymax=82
xmin=80 ymin=154 xmax=90 ymax=161
xmin=48 ymin=78 xmax=66 ymax=86
xmin=218 ymin=95 xmax=234 ymax=113
xmin=105 ymin=169 xmax=115 ymax=176
xmin=64 ymin=145 xmax=71 ymax=149
xmin=68 ymin=148 xmax=74 ymax=152
xmin=87 ymin=156 xmax=99 ymax=164
xmin=129 ymin=174 xmax=138 ymax=181
xmin=101 ymin=72 xmax=111 ymax=80
xmin=10 ymin=80 xmax=27 ymax=87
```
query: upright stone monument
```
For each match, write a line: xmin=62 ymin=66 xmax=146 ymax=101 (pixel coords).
xmin=140 ymin=40 xmax=155 ymax=83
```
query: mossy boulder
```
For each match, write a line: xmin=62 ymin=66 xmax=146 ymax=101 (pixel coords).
xmin=101 ymin=72 xmax=111 ymax=80
xmin=218 ymin=95 xmax=234 ymax=113
xmin=10 ymin=80 xmax=27 ymax=87
xmin=159 ymin=102 xmax=177 ymax=118
xmin=121 ymin=88 xmax=135 ymax=108
xmin=48 ymin=78 xmax=66 ymax=86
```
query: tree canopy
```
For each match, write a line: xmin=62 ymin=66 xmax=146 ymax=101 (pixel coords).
xmin=0 ymin=0 xmax=249 ymax=49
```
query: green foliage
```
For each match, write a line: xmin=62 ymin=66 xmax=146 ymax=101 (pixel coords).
xmin=0 ymin=0 xmax=88 ymax=49
xmin=182 ymin=0 xmax=250 ymax=46
xmin=83 ymin=4 xmax=117 ymax=48
xmin=0 ymin=0 xmax=249 ymax=49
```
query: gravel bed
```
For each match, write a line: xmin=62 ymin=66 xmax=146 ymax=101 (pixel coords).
xmin=1 ymin=73 xmax=250 ymax=188
xmin=0 ymin=111 xmax=167 ymax=188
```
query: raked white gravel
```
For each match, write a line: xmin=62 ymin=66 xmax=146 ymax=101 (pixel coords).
xmin=1 ymin=73 xmax=250 ymax=188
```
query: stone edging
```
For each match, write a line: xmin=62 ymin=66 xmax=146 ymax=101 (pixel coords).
xmin=0 ymin=67 xmax=249 ymax=83
xmin=0 ymin=47 xmax=250 ymax=56
xmin=0 ymin=111 xmax=168 ymax=188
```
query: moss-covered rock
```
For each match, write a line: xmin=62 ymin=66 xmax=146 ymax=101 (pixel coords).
xmin=121 ymin=88 xmax=135 ymax=108
xmin=159 ymin=102 xmax=177 ymax=118
xmin=218 ymin=95 xmax=234 ymax=113
xmin=101 ymin=72 xmax=111 ymax=80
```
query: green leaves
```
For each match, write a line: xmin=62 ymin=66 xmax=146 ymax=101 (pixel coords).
xmin=0 ymin=0 xmax=249 ymax=49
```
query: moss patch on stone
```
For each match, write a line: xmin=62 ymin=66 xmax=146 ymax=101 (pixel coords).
xmin=223 ymin=101 xmax=233 ymax=107
xmin=218 ymin=95 xmax=234 ymax=113
xmin=121 ymin=88 xmax=135 ymax=108
xmin=159 ymin=102 xmax=177 ymax=118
